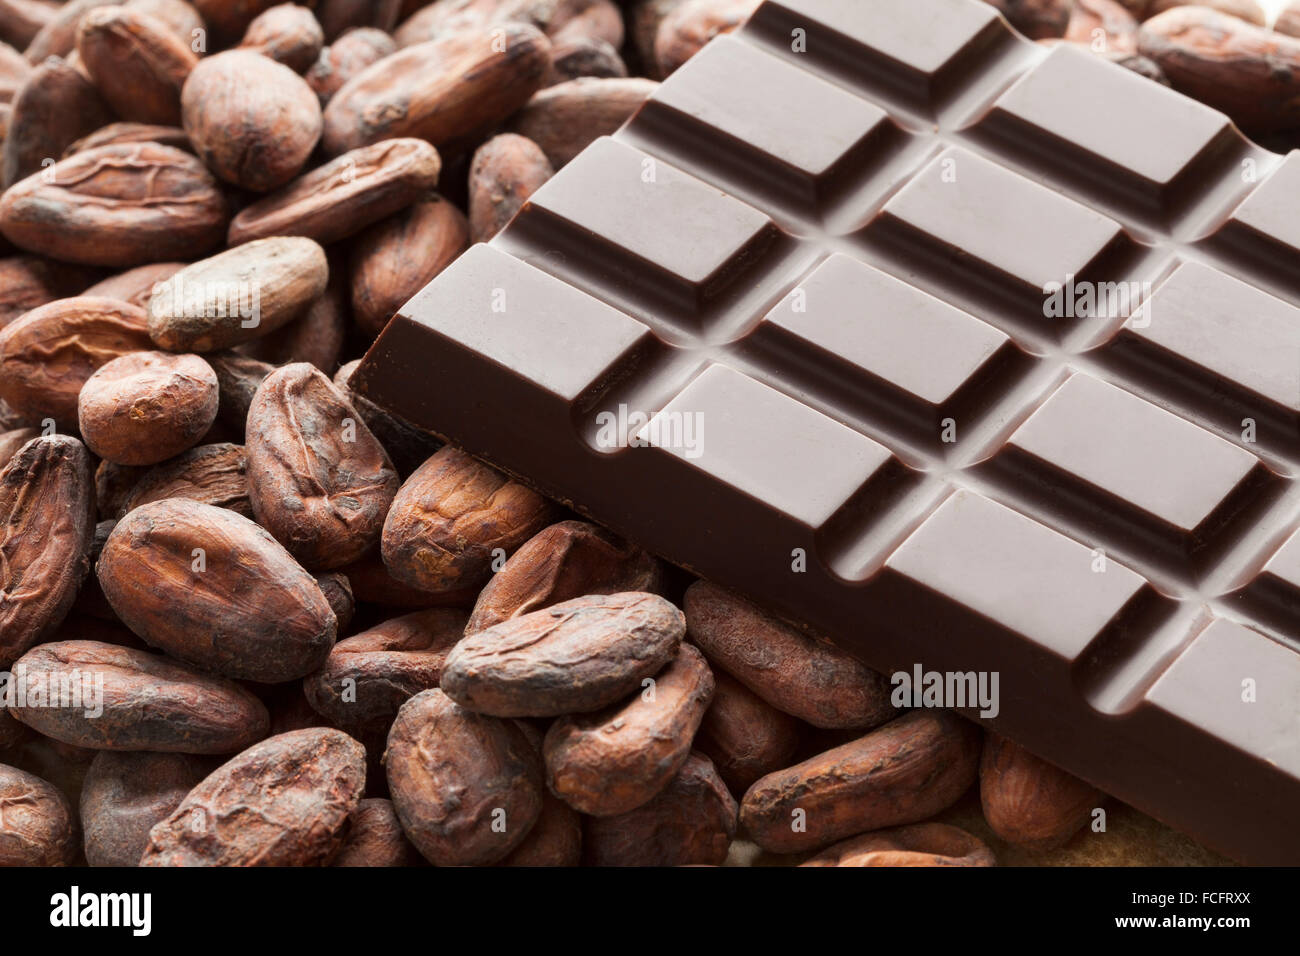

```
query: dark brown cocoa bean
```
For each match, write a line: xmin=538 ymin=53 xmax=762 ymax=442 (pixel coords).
xmin=467 ymin=132 xmax=553 ymax=243
xmin=0 ymin=143 xmax=228 ymax=267
xmin=385 ymin=688 xmax=543 ymax=866
xmin=206 ymin=350 xmax=274 ymax=433
xmin=305 ymin=25 xmax=394 ymax=105
xmin=466 ymin=520 xmax=661 ymax=635
xmin=442 ymin=591 xmax=684 ymax=717
xmin=314 ymin=0 xmax=402 ymax=40
xmin=0 ymin=435 xmax=94 ymax=668
xmin=80 ymin=750 xmax=213 ymax=866
xmin=695 ymin=669 xmax=801 ymax=796
xmin=0 ymin=0 xmax=55 ymax=51
xmin=349 ymin=194 xmax=468 ymax=339
xmin=0 ymin=763 xmax=77 ymax=865
xmin=2 ymin=55 xmax=112 ymax=188
xmin=331 ymin=797 xmax=422 ymax=866
xmin=313 ymin=570 xmax=354 ymax=633
xmin=0 ymin=255 xmax=97 ymax=327
xmin=336 ymin=550 xmax=477 ymax=609
xmin=98 ymin=498 xmax=337 ymax=681
xmin=800 ymin=822 xmax=996 ymax=867
xmin=246 ymin=362 xmax=398 ymax=570
xmin=77 ymin=5 xmax=198 ymax=125
xmin=498 ymin=790 xmax=581 ymax=866
xmin=684 ymin=580 xmax=896 ymax=730
xmin=227 ymin=137 xmax=441 ymax=246
xmin=78 ymin=351 xmax=219 ymax=466
xmin=140 ymin=727 xmax=366 ymax=866
xmin=739 ymin=710 xmax=982 ymax=854
xmin=236 ymin=273 xmax=347 ymax=372
xmin=190 ymin=0 xmax=280 ymax=46
xmin=986 ymin=0 xmax=1070 ymax=39
xmin=381 ymin=445 xmax=555 ymax=596
xmin=0 ymin=425 xmax=37 ymax=468
xmin=545 ymin=642 xmax=712 ymax=816
xmin=9 ymin=639 xmax=270 ymax=752
xmin=582 ymin=750 xmax=735 ymax=866
xmin=321 ymin=23 xmax=550 ymax=155
xmin=303 ymin=607 xmax=467 ymax=734
xmin=119 ymin=442 xmax=251 ymax=517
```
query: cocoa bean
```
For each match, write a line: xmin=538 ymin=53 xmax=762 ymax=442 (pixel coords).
xmin=140 ymin=727 xmax=366 ymax=866
xmin=246 ymin=362 xmax=398 ymax=569
xmin=467 ymin=132 xmax=553 ymax=243
xmin=314 ymin=0 xmax=402 ymax=40
xmin=1146 ymin=0 xmax=1265 ymax=26
xmin=2 ymin=55 xmax=112 ymax=188
xmin=441 ymin=591 xmax=684 ymax=717
xmin=544 ymin=34 xmax=626 ymax=86
xmin=0 ymin=38 xmax=31 ymax=103
xmin=695 ymin=669 xmax=801 ymax=796
xmin=381 ymin=446 xmax=555 ymax=596
xmin=0 ymin=764 xmax=77 ymax=865
xmin=0 ymin=0 xmax=55 ymax=51
xmin=979 ymin=731 xmax=1103 ymax=850
xmin=385 ymin=688 xmax=543 ymax=866
xmin=0 ymin=255 xmax=97 ymax=327
xmin=81 ymin=261 xmax=184 ymax=312
xmin=239 ymin=2 xmax=324 ymax=73
xmin=313 ymin=570 xmax=354 ymax=632
xmin=64 ymin=123 xmax=192 ymax=159
xmin=985 ymin=0 xmax=1070 ymax=39
xmin=23 ymin=0 xmax=118 ymax=64
xmin=206 ymin=350 xmax=274 ymax=432
xmin=9 ymin=639 xmax=270 ymax=752
xmin=331 ymin=797 xmax=422 ymax=866
xmin=800 ymin=823 xmax=996 ymax=867
xmin=98 ymin=498 xmax=338 ymax=681
xmin=119 ymin=441 xmax=251 ymax=517
xmin=305 ymin=25 xmax=394 ymax=105
xmin=739 ymin=710 xmax=981 ymax=854
xmin=80 ymin=750 xmax=213 ymax=866
xmin=76 ymin=5 xmax=199 ymax=125
xmin=237 ymin=272 xmax=347 ymax=371
xmin=508 ymin=76 xmax=656 ymax=168
xmin=497 ymin=791 xmax=582 ymax=866
xmin=336 ymin=550 xmax=477 ymax=608
xmin=0 ymin=424 xmax=37 ymax=468
xmin=190 ymin=0 xmax=281 ymax=45
xmin=653 ymin=0 xmax=756 ymax=77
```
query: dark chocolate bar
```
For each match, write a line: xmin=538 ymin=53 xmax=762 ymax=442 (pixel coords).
xmin=355 ymin=0 xmax=1300 ymax=863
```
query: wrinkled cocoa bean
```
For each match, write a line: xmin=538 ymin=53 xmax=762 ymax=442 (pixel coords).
xmin=77 ymin=5 xmax=199 ymax=125
xmin=331 ymin=797 xmax=422 ymax=866
xmin=240 ymin=2 xmax=324 ymax=73
xmin=120 ymin=442 xmax=251 ymax=517
xmin=467 ymin=132 xmax=553 ymax=243
xmin=305 ymin=25 xmax=394 ymax=105
xmin=2 ymin=55 xmax=112 ymax=188
xmin=508 ymin=76 xmax=656 ymax=168
xmin=80 ymin=751 xmax=213 ymax=866
xmin=695 ymin=669 xmax=801 ymax=796
xmin=0 ymin=763 xmax=77 ymax=865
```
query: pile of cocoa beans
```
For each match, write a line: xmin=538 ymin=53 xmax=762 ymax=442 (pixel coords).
xmin=0 ymin=0 xmax=1264 ymax=868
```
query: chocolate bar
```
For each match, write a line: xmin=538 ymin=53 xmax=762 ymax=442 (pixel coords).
xmin=355 ymin=0 xmax=1300 ymax=863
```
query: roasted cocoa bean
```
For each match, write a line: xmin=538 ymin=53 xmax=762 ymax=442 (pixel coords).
xmin=381 ymin=446 xmax=554 ymax=596
xmin=684 ymin=580 xmax=896 ymax=730
xmin=985 ymin=0 xmax=1070 ymax=39
xmin=98 ymin=498 xmax=337 ymax=681
xmin=739 ymin=710 xmax=982 ymax=854
xmin=10 ymin=640 xmax=270 ymax=752
xmin=497 ymin=791 xmax=582 ymax=866
xmin=246 ymin=362 xmax=398 ymax=569
xmin=76 ymin=5 xmax=199 ymax=125
xmin=979 ymin=731 xmax=1103 ymax=851
xmin=331 ymin=797 xmax=422 ymax=866
xmin=82 ymin=261 xmax=184 ymax=312
xmin=206 ymin=350 xmax=274 ymax=433
xmin=467 ymin=132 xmax=553 ymax=243
xmin=305 ymin=25 xmax=394 ymax=105
xmin=695 ymin=669 xmax=802 ymax=796
xmin=23 ymin=0 xmax=118 ymax=63
xmin=582 ymin=750 xmax=735 ymax=866
xmin=78 ymin=351 xmax=219 ymax=466
xmin=545 ymin=642 xmax=713 ymax=816
xmin=800 ymin=823 xmax=996 ymax=867
xmin=0 ymin=0 xmax=55 ymax=51
xmin=653 ymin=0 xmax=756 ymax=77
xmin=385 ymin=688 xmax=543 ymax=866
xmin=148 ymin=237 xmax=328 ymax=352
xmin=303 ymin=607 xmax=467 ymax=734
xmin=313 ymin=570 xmax=354 ymax=632
xmin=237 ymin=273 xmax=347 ymax=370
xmin=0 ymin=143 xmax=228 ymax=267
xmin=0 ymin=255 xmax=96 ymax=326
xmin=508 ymin=76 xmax=656 ymax=168
xmin=190 ymin=0 xmax=281 ymax=46
xmin=2 ymin=55 xmax=112 ymax=188
xmin=337 ymin=550 xmax=478 ymax=608
xmin=0 ymin=435 xmax=94 ymax=668
xmin=240 ymin=2 xmax=324 ymax=73
xmin=64 ymin=122 xmax=193 ymax=157
xmin=227 ymin=137 xmax=441 ymax=246
xmin=80 ymin=751 xmax=213 ymax=866
xmin=140 ymin=727 xmax=366 ymax=866
xmin=119 ymin=442 xmax=251 ymax=517
xmin=544 ymin=34 xmax=626 ymax=85
xmin=442 ymin=591 xmax=684 ymax=717
xmin=0 ymin=764 xmax=78 ymax=865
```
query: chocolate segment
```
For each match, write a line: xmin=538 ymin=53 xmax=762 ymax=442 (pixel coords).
xmin=356 ymin=0 xmax=1300 ymax=864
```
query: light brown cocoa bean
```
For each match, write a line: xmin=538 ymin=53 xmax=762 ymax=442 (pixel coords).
xmin=545 ymin=642 xmax=713 ymax=816
xmin=630 ymin=0 xmax=686 ymax=71
xmin=349 ymin=194 xmax=467 ymax=338
xmin=333 ymin=358 xmax=441 ymax=477
xmin=695 ymin=669 xmax=801 ymax=796
xmin=683 ymin=580 xmax=895 ymax=730
xmin=800 ymin=822 xmax=996 ymax=867
xmin=441 ymin=591 xmax=684 ymax=717
xmin=23 ymin=0 xmax=117 ymax=64
xmin=78 ymin=351 xmax=218 ymax=466
xmin=740 ymin=710 xmax=982 ymax=854
xmin=239 ymin=2 xmax=324 ymax=72
xmin=141 ymin=727 xmax=366 ymax=866
xmin=0 ymin=434 xmax=94 ymax=668
xmin=508 ymin=76 xmax=656 ymax=168
xmin=1139 ymin=5 xmax=1300 ymax=132
xmin=305 ymin=25 xmax=394 ymax=105
xmin=653 ymin=0 xmax=756 ymax=77
xmin=2 ymin=55 xmax=112 ymax=188
xmin=979 ymin=731 xmax=1103 ymax=850
xmin=381 ymin=446 xmax=554 ymax=596
xmin=80 ymin=750 xmax=214 ymax=866
xmin=466 ymin=519 xmax=660 ymax=634
xmin=467 ymin=132 xmax=553 ymax=243
xmin=497 ymin=791 xmax=581 ymax=866
xmin=76 ymin=5 xmax=198 ymax=125
xmin=1065 ymin=0 xmax=1138 ymax=54
xmin=582 ymin=750 xmax=735 ymax=866
xmin=331 ymin=797 xmax=422 ymax=867
xmin=98 ymin=498 xmax=338 ymax=681
xmin=550 ymin=0 xmax=623 ymax=46
xmin=392 ymin=0 xmax=555 ymax=47
xmin=10 ymin=639 xmax=270 ymax=752
xmin=0 ymin=255 xmax=97 ymax=327
xmin=337 ymin=551 xmax=478 ymax=609
xmin=227 ymin=137 xmax=441 ymax=246
xmin=0 ymin=764 xmax=77 ymax=865
xmin=64 ymin=123 xmax=192 ymax=158
xmin=125 ymin=0 xmax=205 ymax=40
xmin=181 ymin=49 xmax=321 ymax=191
xmin=0 ymin=143 xmax=228 ymax=267
xmin=0 ymin=296 xmax=152 ymax=425
xmin=119 ymin=441 xmax=251 ymax=517
xmin=246 ymin=363 xmax=397 ymax=569
xmin=303 ymin=607 xmax=467 ymax=734
xmin=321 ymin=23 xmax=550 ymax=155
xmin=82 ymin=261 xmax=185 ymax=312
xmin=147 ymin=236 xmax=328 ymax=352
xmin=385 ymin=688 xmax=544 ymax=866
xmin=1146 ymin=0 xmax=1264 ymax=26
xmin=1278 ymin=1 xmax=1300 ymax=39
xmin=0 ymin=0 xmax=55 ymax=51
